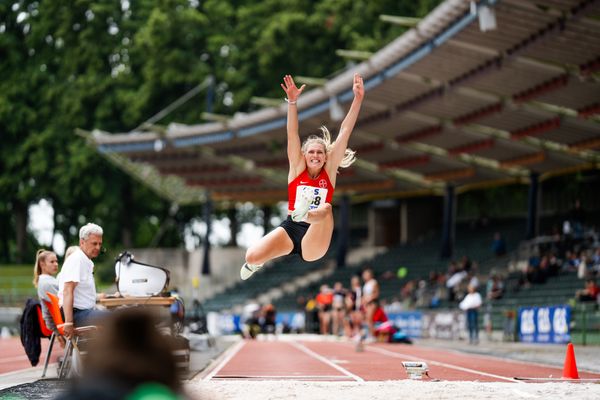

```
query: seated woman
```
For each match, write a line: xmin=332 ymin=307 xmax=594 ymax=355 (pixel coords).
xmin=33 ymin=249 xmax=66 ymax=347
xmin=576 ymin=279 xmax=599 ymax=302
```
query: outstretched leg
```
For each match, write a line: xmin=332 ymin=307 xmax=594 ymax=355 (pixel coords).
xmin=245 ymin=227 xmax=294 ymax=266
xmin=242 ymin=227 xmax=294 ymax=280
xmin=301 ymin=203 xmax=334 ymax=262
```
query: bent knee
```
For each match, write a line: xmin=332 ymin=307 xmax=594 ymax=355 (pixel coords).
xmin=321 ymin=203 xmax=332 ymax=213
xmin=302 ymin=251 xmax=327 ymax=262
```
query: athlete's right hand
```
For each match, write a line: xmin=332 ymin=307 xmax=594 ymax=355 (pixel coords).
xmin=280 ymin=75 xmax=306 ymax=102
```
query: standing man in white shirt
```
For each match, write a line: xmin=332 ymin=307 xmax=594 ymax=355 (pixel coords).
xmin=58 ymin=222 xmax=107 ymax=338
xmin=459 ymin=284 xmax=483 ymax=345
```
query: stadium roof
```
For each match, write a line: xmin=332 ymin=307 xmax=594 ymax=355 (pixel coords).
xmin=85 ymin=0 xmax=600 ymax=205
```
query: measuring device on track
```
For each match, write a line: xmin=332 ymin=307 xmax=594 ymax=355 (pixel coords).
xmin=402 ymin=361 xmax=429 ymax=380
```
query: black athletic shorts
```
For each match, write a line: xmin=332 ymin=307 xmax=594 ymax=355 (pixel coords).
xmin=280 ymin=216 xmax=310 ymax=259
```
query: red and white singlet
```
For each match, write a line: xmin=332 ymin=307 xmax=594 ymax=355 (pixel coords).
xmin=288 ymin=169 xmax=334 ymax=213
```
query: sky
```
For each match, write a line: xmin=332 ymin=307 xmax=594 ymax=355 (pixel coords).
xmin=28 ymin=199 xmax=285 ymax=255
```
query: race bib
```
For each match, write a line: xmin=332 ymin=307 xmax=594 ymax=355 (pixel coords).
xmin=295 ymin=185 xmax=328 ymax=211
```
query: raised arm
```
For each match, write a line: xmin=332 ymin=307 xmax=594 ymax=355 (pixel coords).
xmin=280 ymin=75 xmax=306 ymax=181
xmin=326 ymin=73 xmax=364 ymax=174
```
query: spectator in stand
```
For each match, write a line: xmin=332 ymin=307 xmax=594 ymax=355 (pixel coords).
xmin=563 ymin=220 xmax=574 ymax=249
xmin=315 ymin=284 xmax=333 ymax=335
xmin=331 ymin=281 xmax=346 ymax=336
xmin=380 ymin=270 xmax=395 ymax=280
xmin=428 ymin=271 xmax=439 ymax=286
xmin=459 ymin=255 xmax=472 ymax=273
xmin=591 ymin=248 xmax=600 ymax=265
xmin=486 ymin=272 xmax=504 ymax=300
xmin=414 ymin=280 xmax=428 ymax=308
xmin=535 ymin=255 xmax=550 ymax=284
xmin=577 ymin=253 xmax=592 ymax=279
xmin=385 ymin=297 xmax=403 ymax=314
xmin=296 ymin=295 xmax=307 ymax=310
xmin=549 ymin=225 xmax=565 ymax=257
xmin=569 ymin=198 xmax=586 ymax=241
xmin=547 ymin=251 xmax=562 ymax=277
xmin=400 ymin=279 xmax=416 ymax=308
xmin=491 ymin=232 xmax=507 ymax=257
xmin=576 ymin=279 xmax=599 ymax=302
xmin=459 ymin=284 xmax=483 ymax=345
xmin=591 ymin=248 xmax=600 ymax=272
xmin=565 ymin=250 xmax=581 ymax=273
xmin=467 ymin=264 xmax=480 ymax=289
xmin=519 ymin=264 xmax=533 ymax=289
xmin=446 ymin=261 xmax=467 ymax=302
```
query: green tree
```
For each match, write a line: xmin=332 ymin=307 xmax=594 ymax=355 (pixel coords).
xmin=0 ymin=0 xmax=442 ymax=263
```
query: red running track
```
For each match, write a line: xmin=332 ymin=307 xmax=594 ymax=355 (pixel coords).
xmin=0 ymin=337 xmax=60 ymax=375
xmin=202 ymin=339 xmax=600 ymax=383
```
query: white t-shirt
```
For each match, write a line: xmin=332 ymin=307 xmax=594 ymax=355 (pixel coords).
xmin=363 ymin=279 xmax=377 ymax=297
xmin=58 ymin=247 xmax=97 ymax=310
xmin=459 ymin=292 xmax=483 ymax=311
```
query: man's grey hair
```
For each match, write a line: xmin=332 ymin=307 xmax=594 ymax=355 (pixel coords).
xmin=79 ymin=223 xmax=103 ymax=240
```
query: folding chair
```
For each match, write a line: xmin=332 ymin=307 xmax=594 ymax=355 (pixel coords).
xmin=35 ymin=304 xmax=56 ymax=378
xmin=44 ymin=292 xmax=97 ymax=378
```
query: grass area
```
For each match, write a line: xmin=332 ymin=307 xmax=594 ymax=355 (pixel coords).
xmin=0 ymin=264 xmax=37 ymax=305
xmin=0 ymin=265 xmax=34 ymax=288
xmin=0 ymin=263 xmax=114 ymax=306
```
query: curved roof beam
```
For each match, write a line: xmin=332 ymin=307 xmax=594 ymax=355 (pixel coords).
xmin=446 ymin=38 xmax=600 ymax=83
xmin=381 ymin=69 xmax=600 ymax=165
xmin=83 ymin=0 xmax=600 ymax=204
xmin=353 ymin=157 xmax=444 ymax=190
xmin=77 ymin=129 xmax=206 ymax=205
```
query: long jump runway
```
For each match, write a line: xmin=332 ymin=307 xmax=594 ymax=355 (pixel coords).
xmin=201 ymin=338 xmax=600 ymax=383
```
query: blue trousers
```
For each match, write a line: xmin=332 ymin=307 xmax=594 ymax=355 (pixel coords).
xmin=466 ymin=309 xmax=479 ymax=343
xmin=73 ymin=308 xmax=109 ymax=327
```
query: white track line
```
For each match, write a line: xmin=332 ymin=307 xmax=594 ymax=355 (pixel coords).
xmin=428 ymin=345 xmax=591 ymax=373
xmin=203 ymin=340 xmax=246 ymax=381
xmin=366 ymin=346 xmax=522 ymax=383
xmin=213 ymin=375 xmax=354 ymax=380
xmin=289 ymin=341 xmax=365 ymax=382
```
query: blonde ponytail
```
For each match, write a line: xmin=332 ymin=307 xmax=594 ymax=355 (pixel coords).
xmin=33 ymin=249 xmax=46 ymax=287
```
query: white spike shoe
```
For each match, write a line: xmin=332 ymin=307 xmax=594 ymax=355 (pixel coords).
xmin=240 ymin=263 xmax=263 ymax=280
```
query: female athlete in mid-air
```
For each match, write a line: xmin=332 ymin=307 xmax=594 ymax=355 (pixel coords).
xmin=241 ymin=73 xmax=364 ymax=280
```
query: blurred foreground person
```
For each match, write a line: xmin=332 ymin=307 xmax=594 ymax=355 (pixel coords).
xmin=55 ymin=308 xmax=187 ymax=400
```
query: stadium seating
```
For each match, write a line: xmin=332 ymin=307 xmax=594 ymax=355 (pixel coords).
xmin=201 ymin=214 xmax=594 ymax=341
xmin=273 ymin=218 xmax=526 ymax=312
xmin=201 ymin=254 xmax=328 ymax=312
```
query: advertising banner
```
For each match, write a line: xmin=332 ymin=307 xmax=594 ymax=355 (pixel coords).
xmin=518 ymin=305 xmax=571 ymax=344
xmin=387 ymin=311 xmax=424 ymax=338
